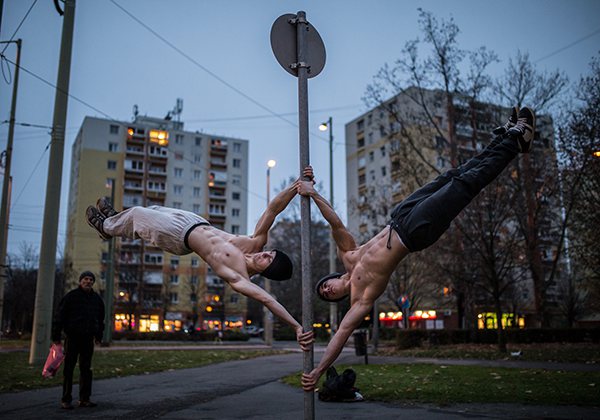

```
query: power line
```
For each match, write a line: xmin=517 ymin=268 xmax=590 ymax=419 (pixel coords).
xmin=10 ymin=141 xmax=50 ymax=210
xmin=185 ymin=105 xmax=361 ymax=123
xmin=535 ymin=27 xmax=600 ymax=64
xmin=0 ymin=0 xmax=38 ymax=56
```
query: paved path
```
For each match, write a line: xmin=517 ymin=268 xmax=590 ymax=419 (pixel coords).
xmin=0 ymin=344 xmax=599 ymax=419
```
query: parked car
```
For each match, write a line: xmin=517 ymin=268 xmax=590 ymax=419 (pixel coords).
xmin=241 ymin=325 xmax=264 ymax=337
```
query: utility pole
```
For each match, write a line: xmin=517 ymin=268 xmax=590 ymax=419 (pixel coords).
xmin=29 ymin=0 xmax=76 ymax=365
xmin=102 ymin=181 xmax=116 ymax=345
xmin=0 ymin=38 xmax=21 ymax=331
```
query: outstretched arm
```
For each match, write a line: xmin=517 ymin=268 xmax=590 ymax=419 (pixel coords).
xmin=223 ymin=270 xmax=314 ymax=351
xmin=301 ymin=300 xmax=372 ymax=391
xmin=251 ymin=179 xmax=299 ymax=248
xmin=296 ymin=177 xmax=357 ymax=253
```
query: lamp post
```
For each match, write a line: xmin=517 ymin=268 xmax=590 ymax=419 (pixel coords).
xmin=102 ymin=179 xmax=116 ymax=346
xmin=263 ymin=159 xmax=276 ymax=345
xmin=319 ymin=117 xmax=338 ymax=337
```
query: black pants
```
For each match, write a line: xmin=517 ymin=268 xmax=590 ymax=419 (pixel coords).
xmin=389 ymin=134 xmax=518 ymax=252
xmin=62 ymin=334 xmax=94 ymax=403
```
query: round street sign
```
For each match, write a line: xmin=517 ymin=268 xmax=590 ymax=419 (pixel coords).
xmin=270 ymin=13 xmax=326 ymax=78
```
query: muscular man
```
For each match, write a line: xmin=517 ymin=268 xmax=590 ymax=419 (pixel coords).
xmin=300 ymin=107 xmax=535 ymax=390
xmin=86 ymin=178 xmax=313 ymax=350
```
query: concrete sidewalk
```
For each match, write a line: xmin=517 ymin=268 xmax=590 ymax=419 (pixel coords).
xmin=0 ymin=347 xmax=598 ymax=419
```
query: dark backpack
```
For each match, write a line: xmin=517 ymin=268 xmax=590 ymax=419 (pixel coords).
xmin=318 ymin=366 xmax=364 ymax=402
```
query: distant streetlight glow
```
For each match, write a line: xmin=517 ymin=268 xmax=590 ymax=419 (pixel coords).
xmin=319 ymin=122 xmax=328 ymax=131
xmin=593 ymin=150 xmax=600 ymax=157
xmin=267 ymin=159 xmax=277 ymax=168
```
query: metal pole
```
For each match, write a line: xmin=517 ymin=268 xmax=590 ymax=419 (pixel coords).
xmin=326 ymin=117 xmax=338 ymax=338
xmin=263 ymin=165 xmax=273 ymax=346
xmin=0 ymin=39 xmax=21 ymax=331
xmin=102 ymin=181 xmax=116 ymax=345
xmin=29 ymin=0 xmax=76 ymax=365
xmin=295 ymin=11 xmax=314 ymax=420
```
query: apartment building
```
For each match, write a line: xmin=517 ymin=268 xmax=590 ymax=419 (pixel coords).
xmin=345 ymin=87 xmax=562 ymax=327
xmin=64 ymin=114 xmax=249 ymax=333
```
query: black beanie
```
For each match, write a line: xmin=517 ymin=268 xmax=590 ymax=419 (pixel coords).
xmin=315 ymin=272 xmax=347 ymax=302
xmin=79 ymin=271 xmax=96 ymax=283
xmin=260 ymin=249 xmax=293 ymax=281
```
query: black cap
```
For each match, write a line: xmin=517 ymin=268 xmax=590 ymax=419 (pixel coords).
xmin=260 ymin=249 xmax=293 ymax=281
xmin=315 ymin=272 xmax=347 ymax=302
xmin=79 ymin=271 xmax=96 ymax=283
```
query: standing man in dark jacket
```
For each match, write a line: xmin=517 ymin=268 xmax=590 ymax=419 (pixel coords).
xmin=52 ymin=271 xmax=105 ymax=409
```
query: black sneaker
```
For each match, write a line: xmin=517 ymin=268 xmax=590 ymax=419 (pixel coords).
xmin=492 ymin=106 xmax=519 ymax=135
xmin=96 ymin=196 xmax=118 ymax=218
xmin=78 ymin=400 xmax=98 ymax=408
xmin=507 ymin=107 xmax=536 ymax=153
xmin=86 ymin=206 xmax=111 ymax=241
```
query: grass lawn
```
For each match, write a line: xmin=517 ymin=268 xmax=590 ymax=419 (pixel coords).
xmin=378 ymin=342 xmax=600 ymax=364
xmin=0 ymin=349 xmax=284 ymax=393
xmin=283 ymin=364 xmax=600 ymax=406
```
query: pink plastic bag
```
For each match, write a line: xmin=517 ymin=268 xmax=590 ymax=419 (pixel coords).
xmin=42 ymin=343 xmax=65 ymax=378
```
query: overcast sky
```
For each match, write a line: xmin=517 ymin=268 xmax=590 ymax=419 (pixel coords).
xmin=1 ymin=0 xmax=599 ymax=260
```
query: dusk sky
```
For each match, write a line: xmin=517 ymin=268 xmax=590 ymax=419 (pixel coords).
xmin=1 ymin=0 xmax=599 ymax=260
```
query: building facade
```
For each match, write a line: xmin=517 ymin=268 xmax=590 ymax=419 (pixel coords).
xmin=64 ymin=114 xmax=249 ymax=333
xmin=345 ymin=87 xmax=562 ymax=328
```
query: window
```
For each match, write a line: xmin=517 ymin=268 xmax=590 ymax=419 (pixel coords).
xmin=107 ymin=160 xmax=117 ymax=170
xmin=369 ymin=170 xmax=375 ymax=181
xmin=233 ymin=158 xmax=241 ymax=168
xmin=230 ymin=294 xmax=239 ymax=304
xmin=190 ymin=293 xmax=197 ymax=303
xmin=193 ymin=204 xmax=201 ymax=213
xmin=174 ymin=168 xmax=183 ymax=178
xmin=358 ymin=173 xmax=366 ymax=185
xmin=174 ymin=185 xmax=183 ymax=195
xmin=231 ymin=225 xmax=240 ymax=234
xmin=194 ymin=154 xmax=201 ymax=163
xmin=195 ymin=137 xmax=202 ymax=146
xmin=357 ymin=155 xmax=366 ymax=169
xmin=381 ymin=166 xmax=387 ymax=176
xmin=357 ymin=137 xmax=365 ymax=148
xmin=109 ymin=142 xmax=119 ymax=152
xmin=190 ymin=275 xmax=198 ymax=285
xmin=232 ymin=175 xmax=241 ymax=186
xmin=380 ymin=146 xmax=386 ymax=157
xmin=369 ymin=151 xmax=374 ymax=162
xmin=368 ymin=132 xmax=374 ymax=144
xmin=232 ymin=192 xmax=240 ymax=200
xmin=173 ymin=202 xmax=182 ymax=209
xmin=194 ymin=170 xmax=201 ymax=180
xmin=175 ymin=134 xmax=184 ymax=144
xmin=191 ymin=258 xmax=199 ymax=267
xmin=110 ymin=124 xmax=119 ymax=134
xmin=170 ymin=275 xmax=179 ymax=284
xmin=174 ymin=153 xmax=183 ymax=160
xmin=170 ymin=293 xmax=178 ymax=304
xmin=232 ymin=208 xmax=240 ymax=217
xmin=170 ymin=257 xmax=179 ymax=268
xmin=233 ymin=142 xmax=241 ymax=153
xmin=193 ymin=187 xmax=201 ymax=197
xmin=357 ymin=119 xmax=364 ymax=131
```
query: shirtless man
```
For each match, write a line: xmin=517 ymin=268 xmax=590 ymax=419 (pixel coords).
xmin=299 ymin=107 xmax=535 ymax=390
xmin=85 ymin=178 xmax=314 ymax=350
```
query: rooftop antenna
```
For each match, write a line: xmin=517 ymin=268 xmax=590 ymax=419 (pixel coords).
xmin=173 ymin=98 xmax=183 ymax=122
xmin=132 ymin=104 xmax=139 ymax=121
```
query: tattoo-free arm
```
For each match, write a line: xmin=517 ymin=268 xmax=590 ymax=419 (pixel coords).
xmin=297 ymin=181 xmax=357 ymax=252
xmin=301 ymin=300 xmax=372 ymax=390
xmin=251 ymin=180 xmax=298 ymax=248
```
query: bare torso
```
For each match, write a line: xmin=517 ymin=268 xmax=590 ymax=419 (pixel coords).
xmin=186 ymin=225 xmax=261 ymax=280
xmin=342 ymin=226 xmax=410 ymax=305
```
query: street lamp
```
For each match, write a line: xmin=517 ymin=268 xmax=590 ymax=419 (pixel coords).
xmin=319 ymin=117 xmax=338 ymax=337
xmin=264 ymin=159 xmax=276 ymax=346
